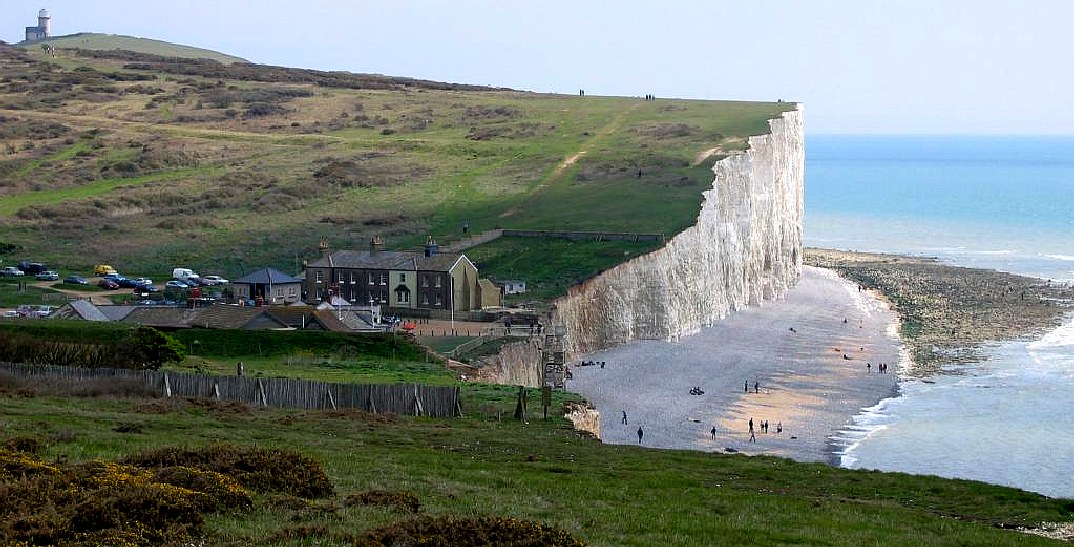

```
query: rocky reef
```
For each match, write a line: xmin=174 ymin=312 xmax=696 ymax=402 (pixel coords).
xmin=554 ymin=106 xmax=805 ymax=355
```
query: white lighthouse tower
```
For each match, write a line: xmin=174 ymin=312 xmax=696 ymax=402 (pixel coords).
xmin=38 ymin=9 xmax=52 ymax=37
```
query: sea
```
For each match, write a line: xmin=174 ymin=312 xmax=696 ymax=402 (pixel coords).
xmin=807 ymin=135 xmax=1074 ymax=499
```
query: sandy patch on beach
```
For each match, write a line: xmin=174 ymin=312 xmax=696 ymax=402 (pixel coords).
xmin=567 ymin=266 xmax=901 ymax=463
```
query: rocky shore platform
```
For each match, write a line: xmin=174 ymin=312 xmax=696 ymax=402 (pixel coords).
xmin=805 ymin=248 xmax=1073 ymax=375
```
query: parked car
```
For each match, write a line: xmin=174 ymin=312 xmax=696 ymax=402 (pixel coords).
xmin=201 ymin=275 xmax=229 ymax=285
xmin=17 ymin=261 xmax=47 ymax=274
xmin=63 ymin=275 xmax=89 ymax=285
xmin=1 ymin=267 xmax=25 ymax=277
xmin=97 ymin=279 xmax=119 ymax=290
xmin=132 ymin=284 xmax=159 ymax=294
xmin=2 ymin=310 xmax=18 ymax=318
xmin=35 ymin=270 xmax=59 ymax=281
xmin=132 ymin=278 xmax=154 ymax=286
xmin=164 ymin=280 xmax=190 ymax=289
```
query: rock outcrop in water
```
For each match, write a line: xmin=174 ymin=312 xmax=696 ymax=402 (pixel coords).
xmin=554 ymin=106 xmax=805 ymax=356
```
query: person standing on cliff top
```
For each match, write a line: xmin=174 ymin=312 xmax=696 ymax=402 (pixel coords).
xmin=637 ymin=426 xmax=644 ymax=444
xmin=622 ymin=410 xmax=628 ymax=425
xmin=711 ymin=426 xmax=717 ymax=440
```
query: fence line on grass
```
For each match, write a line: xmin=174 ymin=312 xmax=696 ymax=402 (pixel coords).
xmin=0 ymin=362 xmax=460 ymax=417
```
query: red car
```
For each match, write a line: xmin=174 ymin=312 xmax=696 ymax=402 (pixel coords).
xmin=97 ymin=279 xmax=119 ymax=290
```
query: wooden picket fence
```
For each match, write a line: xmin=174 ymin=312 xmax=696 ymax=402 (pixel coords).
xmin=0 ymin=362 xmax=460 ymax=417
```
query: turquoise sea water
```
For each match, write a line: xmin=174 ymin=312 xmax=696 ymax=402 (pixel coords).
xmin=807 ymin=135 xmax=1074 ymax=498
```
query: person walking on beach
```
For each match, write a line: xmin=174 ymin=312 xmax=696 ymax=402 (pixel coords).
xmin=744 ymin=380 xmax=749 ymax=393
xmin=622 ymin=410 xmax=628 ymax=425
xmin=637 ymin=426 xmax=644 ymax=444
xmin=754 ymin=381 xmax=759 ymax=394
xmin=711 ymin=426 xmax=717 ymax=440
xmin=748 ymin=418 xmax=756 ymax=443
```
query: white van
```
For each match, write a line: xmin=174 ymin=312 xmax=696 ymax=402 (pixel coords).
xmin=172 ymin=267 xmax=200 ymax=280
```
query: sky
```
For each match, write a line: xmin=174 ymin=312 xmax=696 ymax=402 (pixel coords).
xmin=3 ymin=1 xmax=1072 ymax=135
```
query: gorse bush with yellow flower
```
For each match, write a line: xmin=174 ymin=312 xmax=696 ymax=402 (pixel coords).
xmin=0 ymin=441 xmax=330 ymax=546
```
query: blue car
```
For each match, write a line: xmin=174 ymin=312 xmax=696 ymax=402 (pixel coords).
xmin=63 ymin=275 xmax=89 ymax=285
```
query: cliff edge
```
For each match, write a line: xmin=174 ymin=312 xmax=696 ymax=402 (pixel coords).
xmin=554 ymin=105 xmax=804 ymax=355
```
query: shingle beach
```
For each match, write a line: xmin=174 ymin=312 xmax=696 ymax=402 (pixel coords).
xmin=567 ymin=266 xmax=901 ymax=463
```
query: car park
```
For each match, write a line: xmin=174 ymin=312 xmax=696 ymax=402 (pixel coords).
xmin=97 ymin=279 xmax=119 ymax=290
xmin=201 ymin=275 xmax=229 ymax=285
xmin=1 ymin=266 xmax=25 ymax=277
xmin=35 ymin=270 xmax=59 ymax=281
xmin=63 ymin=275 xmax=89 ymax=285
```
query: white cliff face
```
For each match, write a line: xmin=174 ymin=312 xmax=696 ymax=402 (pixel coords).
xmin=555 ymin=106 xmax=805 ymax=356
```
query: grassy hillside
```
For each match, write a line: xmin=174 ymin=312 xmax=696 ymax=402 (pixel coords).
xmin=1 ymin=367 xmax=1071 ymax=546
xmin=0 ymin=40 xmax=794 ymax=292
xmin=20 ymin=32 xmax=248 ymax=64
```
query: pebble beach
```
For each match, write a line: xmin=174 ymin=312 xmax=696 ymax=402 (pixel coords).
xmin=567 ymin=265 xmax=901 ymax=463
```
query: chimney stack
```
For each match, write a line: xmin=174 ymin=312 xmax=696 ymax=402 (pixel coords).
xmin=424 ymin=236 xmax=438 ymax=258
xmin=370 ymin=235 xmax=384 ymax=255
xmin=319 ymin=237 xmax=330 ymax=256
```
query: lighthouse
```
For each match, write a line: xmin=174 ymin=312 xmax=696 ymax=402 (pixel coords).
xmin=38 ymin=9 xmax=52 ymax=37
xmin=24 ymin=8 xmax=51 ymax=42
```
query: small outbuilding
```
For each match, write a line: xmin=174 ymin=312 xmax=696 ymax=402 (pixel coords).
xmin=233 ymin=268 xmax=303 ymax=305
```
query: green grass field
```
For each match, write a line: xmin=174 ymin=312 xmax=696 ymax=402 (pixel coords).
xmin=2 ymin=377 xmax=1070 ymax=546
xmin=22 ymin=33 xmax=249 ymax=64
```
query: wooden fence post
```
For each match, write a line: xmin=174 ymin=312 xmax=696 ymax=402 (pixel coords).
xmin=163 ymin=372 xmax=172 ymax=398
xmin=213 ymin=382 xmax=221 ymax=400
xmin=257 ymin=379 xmax=268 ymax=407
xmin=326 ymin=386 xmax=337 ymax=410
xmin=413 ymin=385 xmax=425 ymax=416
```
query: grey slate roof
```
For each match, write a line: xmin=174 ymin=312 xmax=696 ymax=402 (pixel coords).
xmin=233 ymin=267 xmax=301 ymax=285
xmin=123 ymin=305 xmax=290 ymax=330
xmin=53 ymin=300 xmax=109 ymax=321
xmin=99 ymin=305 xmax=139 ymax=322
xmin=308 ymin=249 xmax=465 ymax=272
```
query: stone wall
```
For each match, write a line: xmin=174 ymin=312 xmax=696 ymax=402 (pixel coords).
xmin=553 ymin=106 xmax=805 ymax=356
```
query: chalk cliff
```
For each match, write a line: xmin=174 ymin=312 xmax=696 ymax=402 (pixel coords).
xmin=554 ymin=105 xmax=804 ymax=355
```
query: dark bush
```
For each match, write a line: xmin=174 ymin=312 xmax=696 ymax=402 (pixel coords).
xmin=122 ymin=444 xmax=333 ymax=498
xmin=3 ymin=436 xmax=44 ymax=455
xmin=345 ymin=489 xmax=422 ymax=513
xmin=356 ymin=515 xmax=588 ymax=547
